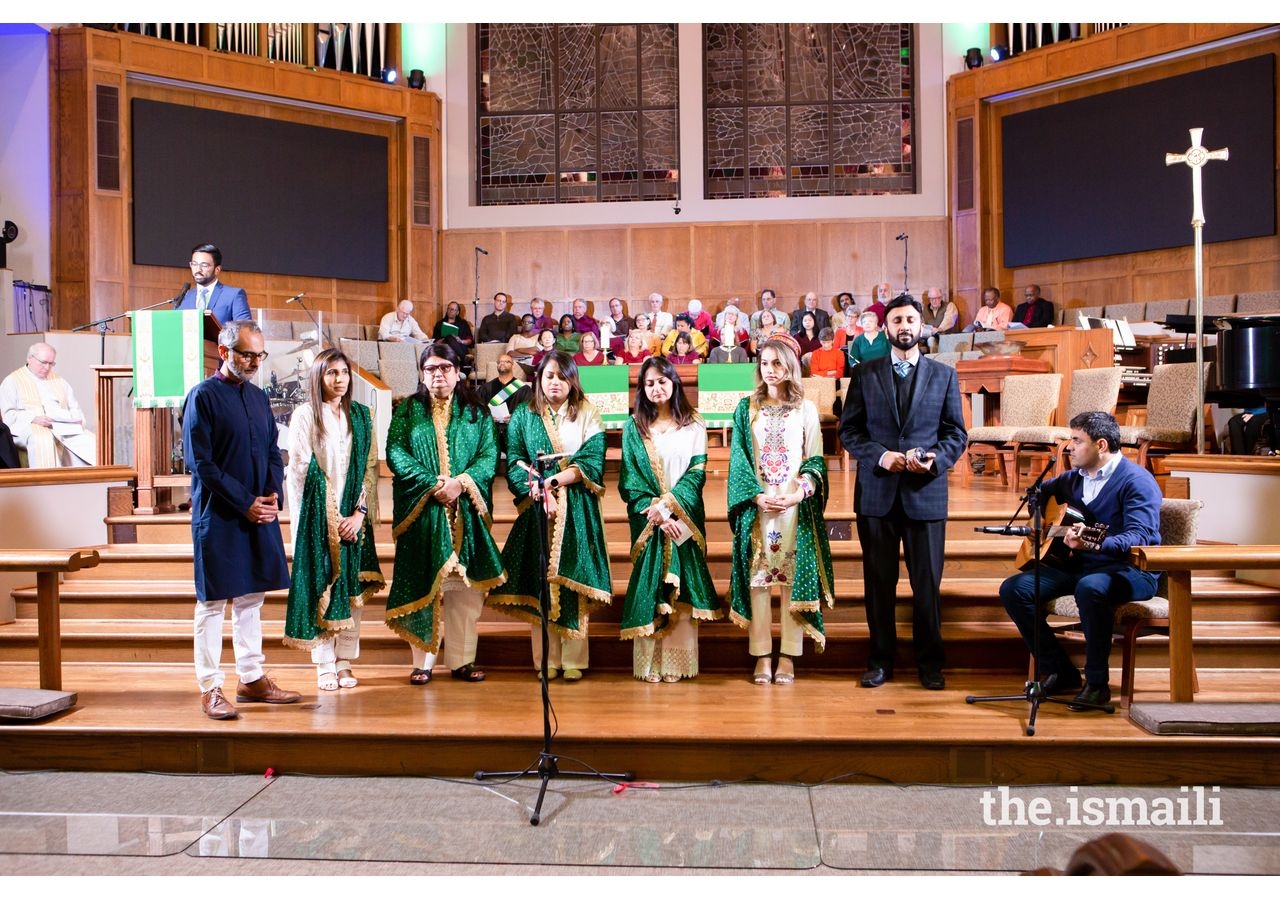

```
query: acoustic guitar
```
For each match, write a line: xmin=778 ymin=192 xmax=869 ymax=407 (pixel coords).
xmin=1013 ymin=498 xmax=1107 ymax=572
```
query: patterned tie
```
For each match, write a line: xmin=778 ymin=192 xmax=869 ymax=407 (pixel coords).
xmin=894 ymin=359 xmax=911 ymax=379
xmin=197 ymin=288 xmax=209 ymax=311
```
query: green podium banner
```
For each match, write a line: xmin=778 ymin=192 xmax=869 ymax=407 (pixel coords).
xmin=697 ymin=363 xmax=755 ymax=425
xmin=579 ymin=365 xmax=631 ymax=428
xmin=131 ymin=309 xmax=206 ymax=408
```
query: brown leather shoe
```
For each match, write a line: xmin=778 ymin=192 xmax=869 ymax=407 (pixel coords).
xmin=201 ymin=687 xmax=238 ymax=720
xmin=236 ymin=674 xmax=302 ymax=704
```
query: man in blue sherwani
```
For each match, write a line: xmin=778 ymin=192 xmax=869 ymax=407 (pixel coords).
xmin=840 ymin=294 xmax=968 ymax=691
xmin=177 ymin=243 xmax=251 ymax=324
xmin=183 ymin=319 xmax=299 ymax=719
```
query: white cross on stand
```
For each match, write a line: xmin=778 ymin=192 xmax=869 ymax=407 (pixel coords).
xmin=1165 ymin=127 xmax=1229 ymax=455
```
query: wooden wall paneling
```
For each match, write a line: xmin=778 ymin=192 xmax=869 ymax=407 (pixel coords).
xmin=1132 ymin=269 xmax=1195 ymax=303
xmin=630 ymin=226 xmax=692 ymax=303
xmin=691 ymin=224 xmax=754 ymax=306
xmin=820 ymin=221 xmax=882 ymax=300
xmin=905 ymin=219 xmax=950 ymax=296
xmin=566 ymin=229 xmax=628 ymax=304
xmin=1210 ymin=260 xmax=1280 ymax=296
xmin=438 ymin=231 xmax=485 ymax=315
xmin=753 ymin=222 xmax=822 ymax=302
xmin=127 ymin=40 xmax=206 ymax=81
xmin=505 ymin=230 xmax=570 ymax=305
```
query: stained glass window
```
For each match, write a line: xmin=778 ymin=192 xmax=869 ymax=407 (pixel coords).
xmin=477 ymin=24 xmax=680 ymax=206
xmin=704 ymin=23 xmax=915 ymax=199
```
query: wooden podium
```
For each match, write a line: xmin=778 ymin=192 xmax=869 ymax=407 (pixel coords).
xmin=130 ymin=310 xmax=221 ymax=514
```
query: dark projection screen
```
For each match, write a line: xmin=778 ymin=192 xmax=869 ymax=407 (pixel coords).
xmin=131 ymin=99 xmax=389 ymax=282
xmin=1001 ymin=54 xmax=1276 ymax=269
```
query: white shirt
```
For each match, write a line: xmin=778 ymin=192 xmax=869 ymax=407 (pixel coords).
xmin=194 ymin=279 xmax=219 ymax=310
xmin=379 ymin=310 xmax=427 ymax=341
xmin=1081 ymin=451 xmax=1123 ymax=505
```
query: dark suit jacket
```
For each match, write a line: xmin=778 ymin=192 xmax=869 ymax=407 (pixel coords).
xmin=178 ymin=283 xmax=251 ymax=325
xmin=839 ymin=354 xmax=968 ymax=520
xmin=1012 ymin=298 xmax=1055 ymax=329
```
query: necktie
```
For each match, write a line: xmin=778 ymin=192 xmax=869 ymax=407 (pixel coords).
xmin=198 ymin=288 xmax=209 ymax=311
xmin=894 ymin=359 xmax=911 ymax=379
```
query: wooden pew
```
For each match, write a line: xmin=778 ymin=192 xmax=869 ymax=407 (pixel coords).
xmin=0 ymin=549 xmax=101 ymax=690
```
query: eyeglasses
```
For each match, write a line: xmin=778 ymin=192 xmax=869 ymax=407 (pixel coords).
xmin=189 ymin=261 xmax=215 ymax=271
xmin=422 ymin=364 xmax=456 ymax=376
xmin=230 ymin=347 xmax=269 ymax=362
xmin=30 ymin=357 xmax=56 ymax=367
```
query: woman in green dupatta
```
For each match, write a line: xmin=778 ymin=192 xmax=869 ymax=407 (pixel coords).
xmin=283 ymin=349 xmax=384 ymax=691
xmin=618 ymin=357 xmax=720 ymax=682
xmin=489 ymin=350 xmax=611 ymax=681
xmin=727 ymin=336 xmax=835 ymax=686
xmin=385 ymin=344 xmax=506 ymax=685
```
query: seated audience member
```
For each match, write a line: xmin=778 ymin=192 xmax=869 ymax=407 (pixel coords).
xmin=573 ymin=331 xmax=608 ymax=366
xmin=751 ymin=309 xmax=785 ymax=355
xmin=707 ymin=340 xmax=749 ymax=364
xmin=615 ymin=329 xmax=653 ymax=365
xmin=555 ymin=314 xmax=582 ymax=354
xmin=685 ymin=299 xmax=715 ymax=338
xmin=749 ymin=288 xmax=790 ymax=333
xmin=794 ymin=311 xmax=823 ymax=359
xmin=999 ymin=411 xmax=1162 ymax=710
xmin=661 ymin=314 xmax=708 ymax=359
xmin=506 ymin=316 xmax=540 ymax=372
xmin=379 ymin=299 xmax=428 ymax=342
xmin=1 ymin=342 xmax=96 ymax=467
xmin=830 ymin=292 xmax=857 ymax=333
xmin=921 ymin=287 xmax=960 ymax=340
xmin=792 ymin=291 xmax=831 ymax=336
xmin=847 ymin=311 xmax=890 ymax=366
xmin=529 ymin=297 xmax=556 ymax=334
xmin=570 ymin=298 xmax=600 ymax=339
xmin=808 ymin=328 xmax=846 ymax=378
xmin=531 ymin=328 xmax=558 ymax=368
xmin=713 ymin=304 xmax=751 ymax=352
xmin=865 ymin=282 xmax=892 ymax=327
xmin=1008 ymin=284 xmax=1055 ymax=330
xmin=963 ymin=287 xmax=1014 ymax=333
xmin=478 ymin=352 xmax=531 ymax=450
xmin=599 ymin=297 xmax=634 ymax=351
xmin=432 ymin=301 xmax=474 ymax=361
xmin=646 ymin=292 xmax=675 ymax=338
xmin=477 ymin=292 xmax=522 ymax=344
xmin=632 ymin=313 xmax=663 ymax=356
xmin=666 ymin=331 xmax=702 ymax=365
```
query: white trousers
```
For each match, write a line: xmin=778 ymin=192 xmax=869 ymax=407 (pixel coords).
xmin=530 ymin=613 xmax=589 ymax=672
xmin=312 ymin=606 xmax=363 ymax=673
xmin=194 ymin=593 xmax=265 ymax=692
xmin=748 ymin=587 xmax=804 ymax=658
xmin=633 ymin=607 xmax=698 ymax=679
xmin=411 ymin=583 xmax=485 ymax=671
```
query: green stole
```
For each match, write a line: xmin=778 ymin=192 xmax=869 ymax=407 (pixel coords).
xmin=726 ymin=397 xmax=836 ymax=648
xmin=489 ymin=379 xmax=526 ymax=406
xmin=489 ymin=402 xmax=612 ymax=638
xmin=617 ymin=419 xmax=721 ymax=638
xmin=283 ymin=402 xmax=384 ymax=649
xmin=384 ymin=394 xmax=507 ymax=652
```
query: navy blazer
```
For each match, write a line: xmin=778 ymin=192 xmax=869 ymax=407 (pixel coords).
xmin=178 ymin=282 xmax=251 ymax=325
xmin=839 ymin=353 xmax=968 ymax=520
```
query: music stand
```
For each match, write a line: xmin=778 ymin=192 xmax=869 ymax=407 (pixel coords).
xmin=475 ymin=452 xmax=631 ymax=824
xmin=965 ymin=454 xmax=1114 ymax=735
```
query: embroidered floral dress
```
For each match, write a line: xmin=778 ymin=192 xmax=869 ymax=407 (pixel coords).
xmin=749 ymin=402 xmax=820 ymax=587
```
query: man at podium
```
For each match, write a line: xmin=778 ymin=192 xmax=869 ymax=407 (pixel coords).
xmin=0 ymin=342 xmax=96 ymax=467
xmin=177 ymin=242 xmax=250 ymax=323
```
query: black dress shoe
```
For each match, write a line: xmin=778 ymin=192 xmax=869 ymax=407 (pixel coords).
xmin=918 ymin=668 xmax=946 ymax=691
xmin=1041 ymin=670 xmax=1083 ymax=695
xmin=1067 ymin=683 xmax=1112 ymax=711
xmin=860 ymin=666 xmax=892 ymax=688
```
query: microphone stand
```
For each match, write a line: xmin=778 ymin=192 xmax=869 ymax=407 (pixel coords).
xmin=73 ymin=292 xmax=186 ymax=365
xmin=291 ymin=295 xmax=333 ymax=350
xmin=965 ymin=454 xmax=1114 ymax=735
xmin=473 ymin=247 xmax=484 ymax=340
xmin=475 ymin=454 xmax=631 ymax=824
xmin=900 ymin=235 xmax=910 ymax=296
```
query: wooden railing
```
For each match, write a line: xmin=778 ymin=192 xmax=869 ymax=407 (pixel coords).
xmin=0 ymin=549 xmax=101 ymax=691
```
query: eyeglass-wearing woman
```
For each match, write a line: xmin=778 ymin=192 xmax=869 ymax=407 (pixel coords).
xmin=618 ymin=358 xmax=720 ymax=682
xmin=283 ymin=348 xmax=384 ymax=690
xmin=727 ymin=336 xmax=835 ymax=685
xmin=489 ymin=351 xmax=612 ymax=681
xmin=384 ymin=343 xmax=506 ymax=685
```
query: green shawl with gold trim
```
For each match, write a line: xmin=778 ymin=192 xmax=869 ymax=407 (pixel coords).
xmin=384 ymin=394 xmax=506 ymax=652
xmin=726 ymin=397 xmax=835 ymax=648
xmin=283 ymin=401 xmax=384 ymax=649
xmin=488 ymin=402 xmax=612 ymax=638
xmin=617 ymin=418 xmax=720 ymax=638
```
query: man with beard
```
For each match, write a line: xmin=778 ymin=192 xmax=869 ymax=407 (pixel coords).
xmin=478 ymin=352 xmax=531 ymax=451
xmin=477 ymin=292 xmax=522 ymax=344
xmin=177 ymin=243 xmax=251 ymax=323
xmin=183 ymin=320 xmax=301 ymax=719
xmin=839 ymin=295 xmax=967 ymax=691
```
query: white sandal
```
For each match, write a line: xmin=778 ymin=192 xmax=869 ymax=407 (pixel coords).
xmin=318 ymin=671 xmax=340 ymax=691
xmin=752 ymin=657 xmax=773 ymax=685
xmin=336 ymin=668 xmax=358 ymax=689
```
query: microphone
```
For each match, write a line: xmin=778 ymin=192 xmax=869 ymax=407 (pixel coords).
xmin=475 ymin=246 xmax=489 ymax=255
xmin=536 ymin=451 xmax=571 ymax=463
xmin=171 ymin=282 xmax=190 ymax=308
xmin=974 ymin=525 xmax=1031 ymax=536
xmin=895 ymin=233 xmax=908 ymax=241
xmin=285 ymin=292 xmax=306 ymax=304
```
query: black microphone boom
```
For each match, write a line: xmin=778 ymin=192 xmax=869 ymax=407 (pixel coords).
xmin=171 ymin=282 xmax=190 ymax=308
xmin=895 ymin=233 xmax=908 ymax=241
xmin=974 ymin=525 xmax=1031 ymax=536
xmin=475 ymin=246 xmax=489 ymax=255
xmin=285 ymin=292 xmax=306 ymax=304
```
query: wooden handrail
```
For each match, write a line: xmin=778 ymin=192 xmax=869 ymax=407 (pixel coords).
xmin=1131 ymin=545 xmax=1280 ymax=571
xmin=0 ymin=548 xmax=101 ymax=692
xmin=0 ymin=548 xmax=101 ymax=572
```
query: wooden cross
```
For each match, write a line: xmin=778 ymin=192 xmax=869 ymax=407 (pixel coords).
xmin=1166 ymin=127 xmax=1229 ymax=227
